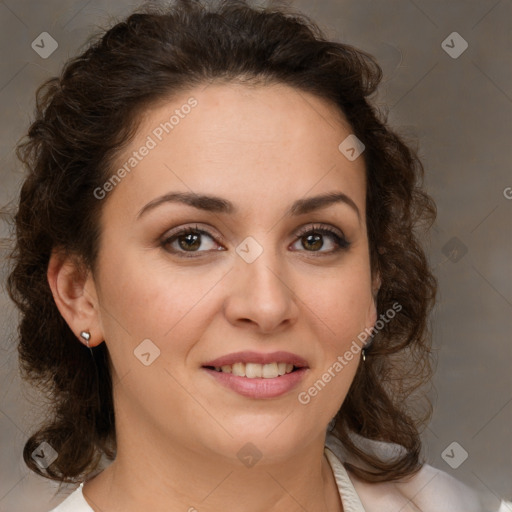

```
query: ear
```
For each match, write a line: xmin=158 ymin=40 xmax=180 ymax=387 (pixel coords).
xmin=47 ymin=249 xmax=104 ymax=347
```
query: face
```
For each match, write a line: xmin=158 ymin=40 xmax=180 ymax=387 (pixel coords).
xmin=86 ymin=82 xmax=378 ymax=464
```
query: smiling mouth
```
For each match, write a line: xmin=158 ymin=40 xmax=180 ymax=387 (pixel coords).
xmin=203 ymin=362 xmax=301 ymax=379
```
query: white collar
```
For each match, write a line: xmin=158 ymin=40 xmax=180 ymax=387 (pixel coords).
xmin=324 ymin=446 xmax=366 ymax=511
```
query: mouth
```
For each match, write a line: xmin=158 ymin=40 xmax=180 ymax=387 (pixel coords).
xmin=201 ymin=351 xmax=309 ymax=399
xmin=203 ymin=362 xmax=301 ymax=379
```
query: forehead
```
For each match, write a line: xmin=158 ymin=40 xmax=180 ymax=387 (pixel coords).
xmin=103 ymin=82 xmax=367 ymax=220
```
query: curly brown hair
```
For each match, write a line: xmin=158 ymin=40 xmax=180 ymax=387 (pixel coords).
xmin=5 ymin=0 xmax=437 ymax=486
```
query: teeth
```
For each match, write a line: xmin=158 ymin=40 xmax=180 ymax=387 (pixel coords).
xmin=262 ymin=362 xmax=279 ymax=378
xmin=211 ymin=362 xmax=298 ymax=378
xmin=277 ymin=362 xmax=287 ymax=376
xmin=232 ymin=362 xmax=245 ymax=377
xmin=246 ymin=363 xmax=262 ymax=378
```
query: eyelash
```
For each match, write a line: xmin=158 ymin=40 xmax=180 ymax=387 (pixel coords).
xmin=161 ymin=223 xmax=351 ymax=258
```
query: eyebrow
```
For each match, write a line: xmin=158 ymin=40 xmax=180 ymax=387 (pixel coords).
xmin=136 ymin=191 xmax=360 ymax=220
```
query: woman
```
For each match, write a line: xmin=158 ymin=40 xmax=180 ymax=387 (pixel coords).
xmin=6 ymin=1 xmax=510 ymax=511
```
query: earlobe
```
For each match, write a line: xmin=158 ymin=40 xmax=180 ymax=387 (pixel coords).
xmin=47 ymin=249 xmax=103 ymax=347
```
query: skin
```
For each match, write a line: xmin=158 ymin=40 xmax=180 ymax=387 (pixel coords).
xmin=48 ymin=82 xmax=380 ymax=512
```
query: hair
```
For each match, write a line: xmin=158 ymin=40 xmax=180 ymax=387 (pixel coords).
xmin=5 ymin=0 xmax=437 ymax=485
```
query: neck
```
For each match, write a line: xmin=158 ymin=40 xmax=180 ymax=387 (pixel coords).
xmin=82 ymin=424 xmax=343 ymax=512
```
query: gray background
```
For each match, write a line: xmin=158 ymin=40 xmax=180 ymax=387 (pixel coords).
xmin=0 ymin=0 xmax=511 ymax=510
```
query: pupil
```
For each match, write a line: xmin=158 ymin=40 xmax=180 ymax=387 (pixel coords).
xmin=179 ymin=233 xmax=201 ymax=251
xmin=304 ymin=233 xmax=322 ymax=251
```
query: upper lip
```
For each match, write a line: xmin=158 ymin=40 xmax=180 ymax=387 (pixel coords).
xmin=202 ymin=351 xmax=309 ymax=368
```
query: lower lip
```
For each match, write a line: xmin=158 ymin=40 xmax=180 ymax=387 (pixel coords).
xmin=202 ymin=367 xmax=308 ymax=399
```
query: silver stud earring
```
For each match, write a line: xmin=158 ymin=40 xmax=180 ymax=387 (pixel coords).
xmin=80 ymin=331 xmax=91 ymax=347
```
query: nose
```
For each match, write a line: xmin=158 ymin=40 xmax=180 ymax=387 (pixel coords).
xmin=223 ymin=248 xmax=299 ymax=334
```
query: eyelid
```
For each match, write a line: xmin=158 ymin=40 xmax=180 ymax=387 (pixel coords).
xmin=294 ymin=222 xmax=345 ymax=239
xmin=162 ymin=223 xmax=225 ymax=245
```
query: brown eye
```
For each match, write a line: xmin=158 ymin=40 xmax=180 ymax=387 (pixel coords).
xmin=302 ymin=233 xmax=324 ymax=251
xmin=291 ymin=225 xmax=350 ymax=254
xmin=162 ymin=226 xmax=223 ymax=257
xmin=178 ymin=232 xmax=202 ymax=251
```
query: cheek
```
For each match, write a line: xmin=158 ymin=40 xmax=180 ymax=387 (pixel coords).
xmin=295 ymin=272 xmax=369 ymax=419
xmin=299 ymin=263 xmax=373 ymax=342
xmin=95 ymin=247 xmax=224 ymax=351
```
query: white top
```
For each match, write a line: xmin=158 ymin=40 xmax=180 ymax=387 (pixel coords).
xmin=48 ymin=434 xmax=512 ymax=512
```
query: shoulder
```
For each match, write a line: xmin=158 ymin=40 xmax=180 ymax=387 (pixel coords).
xmin=47 ymin=483 xmax=93 ymax=512
xmin=348 ymin=462 xmax=495 ymax=512
xmin=325 ymin=433 xmax=508 ymax=512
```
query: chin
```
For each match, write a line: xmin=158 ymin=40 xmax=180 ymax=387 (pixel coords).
xmin=195 ymin=414 xmax=324 ymax=465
